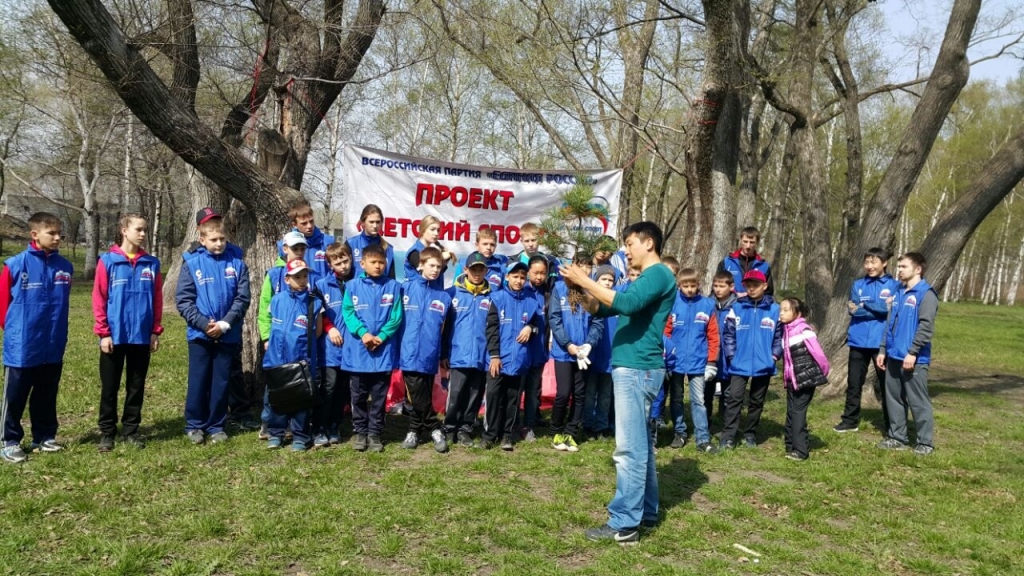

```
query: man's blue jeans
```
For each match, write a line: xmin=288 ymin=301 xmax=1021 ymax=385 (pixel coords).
xmin=607 ymin=367 xmax=663 ymax=530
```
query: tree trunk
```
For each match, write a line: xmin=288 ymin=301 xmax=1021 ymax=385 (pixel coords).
xmin=919 ymin=127 xmax=1024 ymax=294
xmin=1006 ymin=233 xmax=1024 ymax=306
xmin=82 ymin=209 xmax=99 ymax=280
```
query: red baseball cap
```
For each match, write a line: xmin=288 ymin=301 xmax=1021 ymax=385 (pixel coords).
xmin=742 ymin=269 xmax=767 ymax=284
xmin=195 ymin=207 xmax=221 ymax=226
xmin=285 ymin=259 xmax=309 ymax=276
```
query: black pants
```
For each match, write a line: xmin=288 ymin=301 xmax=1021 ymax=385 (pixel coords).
xmin=314 ymin=367 xmax=350 ymax=436
xmin=227 ymin=349 xmax=251 ymax=416
xmin=98 ymin=344 xmax=151 ymax=436
xmin=404 ymin=371 xmax=440 ymax=435
xmin=350 ymin=372 xmax=389 ymax=436
xmin=520 ymin=364 xmax=544 ymax=429
xmin=483 ymin=372 xmax=522 ymax=441
xmin=841 ymin=347 xmax=890 ymax=431
xmin=721 ymin=374 xmax=771 ymax=443
xmin=785 ymin=386 xmax=815 ymax=458
xmin=2 ymin=363 xmax=62 ymax=445
xmin=444 ymin=368 xmax=485 ymax=435
xmin=551 ymin=361 xmax=586 ymax=437
xmin=704 ymin=378 xmax=726 ymax=430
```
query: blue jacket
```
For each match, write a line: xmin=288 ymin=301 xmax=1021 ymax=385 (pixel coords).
xmin=848 ymin=274 xmax=899 ymax=349
xmin=548 ymin=281 xmax=604 ymax=364
xmin=97 ymin=249 xmax=161 ymax=345
xmin=346 ymin=232 xmax=395 ymax=279
xmin=589 ymin=282 xmax=626 ymax=374
xmin=263 ymin=288 xmax=323 ymax=377
xmin=668 ymin=292 xmax=719 ymax=375
xmin=454 ymin=254 xmax=508 ymax=291
xmin=884 ymin=279 xmax=937 ymax=364
xmin=663 ymin=335 xmax=677 ymax=373
xmin=277 ymin=226 xmax=336 ymax=279
xmin=340 ymin=274 xmax=402 ymax=373
xmin=399 ymin=276 xmax=451 ymax=374
xmin=714 ymin=294 xmax=737 ymax=380
xmin=316 ymin=273 xmax=346 ymax=368
xmin=722 ymin=295 xmax=783 ymax=377
xmin=721 ymin=251 xmax=772 ymax=293
xmin=443 ymin=275 xmax=492 ymax=370
xmin=1 ymin=244 xmax=73 ymax=367
xmin=486 ymin=286 xmax=541 ymax=376
xmin=175 ymin=244 xmax=250 ymax=344
xmin=525 ymin=284 xmax=550 ymax=367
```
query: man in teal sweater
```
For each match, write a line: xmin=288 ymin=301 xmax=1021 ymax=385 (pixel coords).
xmin=561 ymin=222 xmax=677 ymax=544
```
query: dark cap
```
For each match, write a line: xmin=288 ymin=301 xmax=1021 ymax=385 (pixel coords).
xmin=465 ymin=251 xmax=488 ymax=269
xmin=196 ymin=207 xmax=221 ymax=226
xmin=506 ymin=260 xmax=528 ymax=275
xmin=593 ymin=264 xmax=617 ymax=282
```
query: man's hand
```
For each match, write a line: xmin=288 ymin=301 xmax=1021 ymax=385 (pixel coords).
xmin=489 ymin=357 xmax=502 ymax=378
xmin=567 ymin=344 xmax=579 ymax=357
xmin=516 ymin=326 xmax=532 ymax=344
xmin=328 ymin=327 xmax=343 ymax=346
xmin=99 ymin=336 xmax=114 ymax=354
xmin=848 ymin=300 xmax=858 ymax=313
xmin=902 ymin=354 xmax=917 ymax=372
xmin=150 ymin=334 xmax=160 ymax=353
xmin=875 ymin=353 xmax=886 ymax=370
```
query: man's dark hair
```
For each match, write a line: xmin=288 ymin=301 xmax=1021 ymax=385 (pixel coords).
xmin=864 ymin=247 xmax=891 ymax=263
xmin=362 ymin=243 xmax=387 ymax=261
xmin=622 ymin=221 xmax=664 ymax=256
xmin=901 ymin=251 xmax=927 ymax=277
xmin=739 ymin=226 xmax=760 ymax=241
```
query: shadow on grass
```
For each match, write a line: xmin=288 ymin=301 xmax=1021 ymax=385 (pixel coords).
xmin=657 ymin=457 xmax=709 ymax=513
xmin=928 ymin=374 xmax=1024 ymax=398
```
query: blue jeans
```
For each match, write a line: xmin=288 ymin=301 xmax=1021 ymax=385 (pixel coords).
xmin=584 ymin=371 xmax=613 ymax=433
xmin=670 ymin=373 xmax=710 ymax=444
xmin=607 ymin=367 xmax=663 ymax=530
xmin=649 ymin=378 xmax=668 ymax=421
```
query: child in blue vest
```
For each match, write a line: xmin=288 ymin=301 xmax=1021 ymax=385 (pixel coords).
xmin=666 ymin=268 xmax=721 ymax=453
xmin=275 ymin=200 xmax=336 ymax=279
xmin=176 ymin=210 xmax=251 ymax=446
xmin=341 ymin=243 xmax=402 ymax=452
xmin=316 ymin=242 xmax=353 ymax=446
xmin=720 ymin=269 xmax=782 ymax=449
xmin=92 ymin=213 xmax=164 ymax=452
xmin=0 ymin=212 xmax=73 ymax=464
xmin=403 ymin=215 xmax=456 ymax=288
xmin=258 ymin=231 xmax=319 ymax=439
xmin=262 ymin=259 xmax=323 ymax=451
xmin=709 ymin=271 xmax=737 ymax=426
xmin=347 ymin=204 xmax=396 ymax=279
xmin=399 ymin=247 xmax=452 ymax=452
xmin=835 ymin=247 xmax=900 ymax=434
xmin=549 ymin=254 xmax=604 ymax=453
xmin=521 ymin=254 xmax=552 ymax=441
xmin=442 ymin=251 xmax=492 ymax=447
xmin=877 ymin=252 xmax=938 ymax=455
xmin=583 ymin=265 xmax=617 ymax=440
xmin=483 ymin=261 xmax=541 ymax=450
xmin=454 ymin=229 xmax=508 ymax=291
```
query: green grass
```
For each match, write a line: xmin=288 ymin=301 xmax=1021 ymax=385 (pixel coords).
xmin=1 ymin=280 xmax=1023 ymax=575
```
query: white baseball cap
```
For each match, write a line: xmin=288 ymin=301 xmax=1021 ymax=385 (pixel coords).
xmin=283 ymin=231 xmax=307 ymax=247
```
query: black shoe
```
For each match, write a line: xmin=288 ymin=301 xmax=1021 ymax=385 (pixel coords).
xmin=121 ymin=433 xmax=145 ymax=449
xmin=367 ymin=434 xmax=384 ymax=453
xmin=480 ymin=438 xmax=495 ymax=450
xmin=500 ymin=435 xmax=514 ymax=451
xmin=785 ymin=451 xmax=807 ymax=461
xmin=696 ymin=442 xmax=719 ymax=454
xmin=670 ymin=434 xmax=687 ymax=449
xmin=833 ymin=422 xmax=859 ymax=433
xmin=584 ymin=524 xmax=639 ymax=544
xmin=743 ymin=435 xmax=757 ymax=448
xmin=720 ymin=438 xmax=736 ymax=450
xmin=640 ymin=518 xmax=660 ymax=529
xmin=458 ymin=431 xmax=474 ymax=447
xmin=353 ymin=434 xmax=369 ymax=451
xmin=98 ymin=434 xmax=115 ymax=453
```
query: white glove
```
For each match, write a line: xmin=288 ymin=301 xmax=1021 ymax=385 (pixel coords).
xmin=578 ymin=344 xmax=592 ymax=359
xmin=576 ymin=357 xmax=587 ymax=370
xmin=704 ymin=364 xmax=718 ymax=381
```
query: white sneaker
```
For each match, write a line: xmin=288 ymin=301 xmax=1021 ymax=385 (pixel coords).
xmin=401 ymin=432 xmax=419 ymax=449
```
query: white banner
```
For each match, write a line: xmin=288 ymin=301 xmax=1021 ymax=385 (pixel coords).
xmin=342 ymin=144 xmax=622 ymax=269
